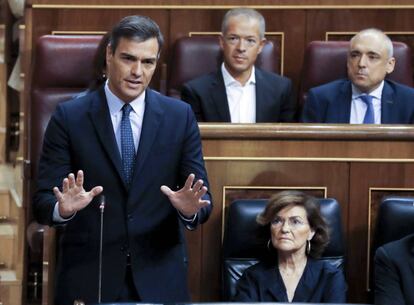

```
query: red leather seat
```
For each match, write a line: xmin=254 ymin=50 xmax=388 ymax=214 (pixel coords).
xmin=30 ymin=35 xmax=102 ymax=187
xmin=29 ymin=34 xmax=103 ymax=305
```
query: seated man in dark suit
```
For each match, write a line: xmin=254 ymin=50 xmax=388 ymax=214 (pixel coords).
xmin=302 ymin=28 xmax=414 ymax=124
xmin=181 ymin=7 xmax=295 ymax=123
xmin=374 ymin=233 xmax=414 ymax=305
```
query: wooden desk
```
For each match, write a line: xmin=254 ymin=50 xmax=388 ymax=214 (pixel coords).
xmin=185 ymin=123 xmax=414 ymax=303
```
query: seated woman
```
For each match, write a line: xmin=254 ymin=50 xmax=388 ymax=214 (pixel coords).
xmin=233 ymin=190 xmax=347 ymax=303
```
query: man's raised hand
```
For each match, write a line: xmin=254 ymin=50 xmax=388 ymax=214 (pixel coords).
xmin=160 ymin=173 xmax=210 ymax=218
xmin=53 ymin=170 xmax=103 ymax=218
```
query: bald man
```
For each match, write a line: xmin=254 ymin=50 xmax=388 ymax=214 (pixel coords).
xmin=302 ymin=28 xmax=414 ymax=124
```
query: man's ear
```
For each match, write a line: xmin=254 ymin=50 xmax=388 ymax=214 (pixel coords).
xmin=386 ymin=56 xmax=396 ymax=74
xmin=219 ymin=34 xmax=225 ymax=50
xmin=257 ymin=38 xmax=266 ymax=55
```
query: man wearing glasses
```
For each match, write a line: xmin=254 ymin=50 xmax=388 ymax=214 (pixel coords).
xmin=181 ymin=7 xmax=295 ymax=123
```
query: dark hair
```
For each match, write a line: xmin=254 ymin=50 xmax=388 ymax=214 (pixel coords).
xmin=89 ymin=33 xmax=110 ymax=91
xmin=108 ymin=15 xmax=164 ymax=57
xmin=257 ymin=190 xmax=329 ymax=258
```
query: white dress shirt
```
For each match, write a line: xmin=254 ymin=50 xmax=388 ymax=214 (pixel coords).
xmin=350 ymin=81 xmax=384 ymax=124
xmin=221 ymin=63 xmax=256 ymax=123
xmin=104 ymin=81 xmax=145 ymax=155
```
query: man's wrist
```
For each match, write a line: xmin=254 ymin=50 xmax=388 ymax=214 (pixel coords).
xmin=178 ymin=211 xmax=197 ymax=223
xmin=53 ymin=202 xmax=76 ymax=222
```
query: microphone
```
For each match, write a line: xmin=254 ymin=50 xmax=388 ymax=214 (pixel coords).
xmin=98 ymin=195 xmax=105 ymax=303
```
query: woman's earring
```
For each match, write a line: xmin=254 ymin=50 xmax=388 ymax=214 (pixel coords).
xmin=306 ymin=240 xmax=311 ymax=255
xmin=267 ymin=239 xmax=273 ymax=251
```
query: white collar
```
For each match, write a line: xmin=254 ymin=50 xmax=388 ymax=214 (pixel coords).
xmin=221 ymin=63 xmax=256 ymax=87
xmin=351 ymin=80 xmax=384 ymax=100
xmin=104 ymin=80 xmax=146 ymax=115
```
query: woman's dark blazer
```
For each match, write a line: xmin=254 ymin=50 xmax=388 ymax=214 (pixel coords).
xmin=233 ymin=258 xmax=346 ymax=303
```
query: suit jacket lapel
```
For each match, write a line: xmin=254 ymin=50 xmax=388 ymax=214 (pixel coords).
xmin=266 ymin=266 xmax=288 ymax=301
xmin=337 ymin=81 xmax=353 ymax=123
xmin=292 ymin=259 xmax=320 ymax=302
xmin=88 ymin=87 xmax=124 ymax=185
xmin=255 ymin=69 xmax=267 ymax=122
xmin=210 ymin=71 xmax=231 ymax=121
xmin=268 ymin=259 xmax=321 ymax=302
xmin=132 ymin=89 xmax=163 ymax=180
xmin=409 ymin=237 xmax=414 ymax=276
xmin=380 ymin=81 xmax=395 ymax=124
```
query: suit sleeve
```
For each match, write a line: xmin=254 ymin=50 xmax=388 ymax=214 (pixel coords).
xmin=232 ymin=268 xmax=260 ymax=302
xmin=32 ymin=104 xmax=72 ymax=226
xmin=301 ymin=88 xmax=324 ymax=123
xmin=374 ymin=246 xmax=406 ymax=305
xmin=322 ymin=266 xmax=347 ymax=303
xmin=179 ymin=104 xmax=212 ymax=228
xmin=181 ymin=83 xmax=206 ymax=122
xmin=278 ymin=78 xmax=296 ymax=122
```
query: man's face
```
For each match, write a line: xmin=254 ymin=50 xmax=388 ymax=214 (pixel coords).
xmin=219 ymin=15 xmax=265 ymax=80
xmin=347 ymin=33 xmax=395 ymax=93
xmin=106 ymin=37 xmax=159 ymax=102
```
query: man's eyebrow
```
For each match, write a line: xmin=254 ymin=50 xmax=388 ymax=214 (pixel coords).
xmin=143 ymin=56 xmax=157 ymax=61
xmin=119 ymin=52 xmax=137 ymax=59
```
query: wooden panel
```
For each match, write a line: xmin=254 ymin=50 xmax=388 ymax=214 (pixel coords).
xmin=306 ymin=9 xmax=414 ymax=41
xmin=0 ymin=278 xmax=22 ymax=305
xmin=26 ymin=0 xmax=414 ymax=6
xmin=0 ymin=234 xmax=14 ymax=269
xmin=0 ymin=191 xmax=10 ymax=219
xmin=262 ymin=10 xmax=305 ymax=85
xmin=349 ymin=162 xmax=414 ymax=302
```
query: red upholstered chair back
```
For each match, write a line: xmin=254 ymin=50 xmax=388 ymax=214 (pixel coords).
xmin=30 ymin=35 xmax=102 ymax=194
xmin=167 ymin=36 xmax=280 ymax=98
xmin=29 ymin=35 xmax=104 ymax=305
xmin=299 ymin=40 xmax=414 ymax=108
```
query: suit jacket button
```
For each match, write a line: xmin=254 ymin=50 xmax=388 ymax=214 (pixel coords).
xmin=127 ymin=214 xmax=133 ymax=221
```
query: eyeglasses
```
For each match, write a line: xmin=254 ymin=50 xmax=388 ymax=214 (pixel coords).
xmin=271 ymin=216 xmax=309 ymax=229
xmin=224 ymin=35 xmax=259 ymax=48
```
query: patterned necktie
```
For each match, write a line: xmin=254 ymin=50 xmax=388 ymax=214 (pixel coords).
xmin=360 ymin=95 xmax=375 ymax=124
xmin=121 ymin=104 xmax=136 ymax=186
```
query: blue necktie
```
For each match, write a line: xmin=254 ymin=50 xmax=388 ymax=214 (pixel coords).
xmin=360 ymin=95 xmax=375 ymax=124
xmin=121 ymin=104 xmax=136 ymax=186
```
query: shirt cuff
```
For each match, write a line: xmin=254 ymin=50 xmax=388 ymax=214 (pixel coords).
xmin=178 ymin=211 xmax=197 ymax=223
xmin=53 ymin=202 xmax=76 ymax=223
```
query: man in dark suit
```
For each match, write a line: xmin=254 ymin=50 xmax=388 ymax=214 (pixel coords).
xmin=181 ymin=8 xmax=295 ymax=123
xmin=302 ymin=28 xmax=414 ymax=124
xmin=374 ymin=233 xmax=414 ymax=305
xmin=33 ymin=15 xmax=212 ymax=305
